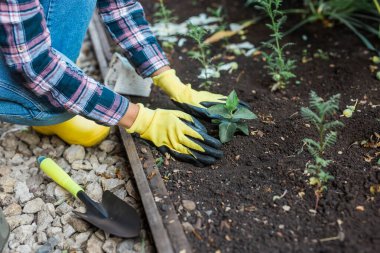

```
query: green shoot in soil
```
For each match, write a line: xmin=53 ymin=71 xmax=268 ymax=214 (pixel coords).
xmin=154 ymin=0 xmax=177 ymax=50
xmin=208 ymin=91 xmax=257 ymax=143
xmin=301 ymin=91 xmax=344 ymax=210
xmin=187 ymin=23 xmax=215 ymax=88
xmin=207 ymin=6 xmax=228 ymax=31
xmin=254 ymin=0 xmax=296 ymax=91
xmin=154 ymin=0 xmax=177 ymax=25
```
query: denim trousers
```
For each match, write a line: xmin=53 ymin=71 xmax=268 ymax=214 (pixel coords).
xmin=0 ymin=0 xmax=97 ymax=126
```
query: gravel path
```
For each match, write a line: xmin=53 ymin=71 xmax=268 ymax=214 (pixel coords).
xmin=0 ymin=36 xmax=153 ymax=253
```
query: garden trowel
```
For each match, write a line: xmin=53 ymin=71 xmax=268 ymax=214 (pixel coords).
xmin=37 ymin=156 xmax=140 ymax=238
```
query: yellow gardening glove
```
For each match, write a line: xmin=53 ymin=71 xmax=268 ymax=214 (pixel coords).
xmin=127 ymin=104 xmax=223 ymax=167
xmin=152 ymin=69 xmax=250 ymax=119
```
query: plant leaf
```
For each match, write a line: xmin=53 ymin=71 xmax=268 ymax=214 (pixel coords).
xmin=318 ymin=170 xmax=334 ymax=183
xmin=316 ymin=157 xmax=332 ymax=168
xmin=236 ymin=122 xmax=249 ymax=135
xmin=233 ymin=107 xmax=257 ymax=120
xmin=322 ymin=131 xmax=338 ymax=150
xmin=207 ymin=104 xmax=231 ymax=118
xmin=219 ymin=121 xmax=237 ymax=143
xmin=301 ymin=107 xmax=321 ymax=124
xmin=324 ymin=120 xmax=344 ymax=130
xmin=225 ymin=90 xmax=239 ymax=112
xmin=309 ymin=177 xmax=320 ymax=186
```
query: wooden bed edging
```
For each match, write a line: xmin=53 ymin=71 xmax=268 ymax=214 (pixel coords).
xmin=88 ymin=13 xmax=192 ymax=253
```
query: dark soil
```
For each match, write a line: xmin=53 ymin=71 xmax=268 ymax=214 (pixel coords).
xmin=135 ymin=1 xmax=380 ymax=252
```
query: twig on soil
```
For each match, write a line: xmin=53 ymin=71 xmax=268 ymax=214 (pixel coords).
xmin=288 ymin=112 xmax=298 ymax=118
xmin=235 ymin=70 xmax=245 ymax=83
xmin=319 ymin=219 xmax=345 ymax=242
xmin=272 ymin=190 xmax=288 ymax=201
xmin=192 ymin=229 xmax=203 ymax=241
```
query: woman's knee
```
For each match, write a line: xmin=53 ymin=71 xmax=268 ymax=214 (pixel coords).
xmin=0 ymin=80 xmax=74 ymax=126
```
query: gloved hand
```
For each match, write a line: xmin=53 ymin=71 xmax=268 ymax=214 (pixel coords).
xmin=126 ymin=104 xmax=223 ymax=167
xmin=152 ymin=69 xmax=250 ymax=120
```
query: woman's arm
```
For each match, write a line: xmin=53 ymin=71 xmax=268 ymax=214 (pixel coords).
xmin=0 ymin=0 xmax=130 ymax=126
xmin=97 ymin=0 xmax=170 ymax=78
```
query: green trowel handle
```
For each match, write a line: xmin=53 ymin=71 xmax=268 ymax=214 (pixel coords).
xmin=37 ymin=156 xmax=83 ymax=197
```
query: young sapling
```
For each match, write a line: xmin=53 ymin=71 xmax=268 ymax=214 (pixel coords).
xmin=187 ymin=23 xmax=216 ymax=88
xmin=254 ymin=0 xmax=296 ymax=91
xmin=301 ymin=91 xmax=344 ymax=210
xmin=154 ymin=0 xmax=177 ymax=50
xmin=207 ymin=6 xmax=228 ymax=32
xmin=207 ymin=90 xmax=257 ymax=143
xmin=154 ymin=0 xmax=177 ymax=26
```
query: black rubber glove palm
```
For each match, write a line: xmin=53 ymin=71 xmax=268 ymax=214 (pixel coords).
xmin=152 ymin=69 xmax=250 ymax=120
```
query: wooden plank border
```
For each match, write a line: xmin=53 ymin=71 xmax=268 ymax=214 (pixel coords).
xmin=88 ymin=13 xmax=192 ymax=253
xmin=119 ymin=131 xmax=174 ymax=253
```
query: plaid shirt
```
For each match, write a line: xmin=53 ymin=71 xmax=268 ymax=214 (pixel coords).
xmin=0 ymin=0 xmax=169 ymax=126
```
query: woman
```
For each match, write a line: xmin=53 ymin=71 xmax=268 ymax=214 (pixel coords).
xmin=0 ymin=0 xmax=245 ymax=167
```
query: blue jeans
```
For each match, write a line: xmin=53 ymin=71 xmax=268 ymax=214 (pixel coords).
xmin=0 ymin=0 xmax=97 ymax=126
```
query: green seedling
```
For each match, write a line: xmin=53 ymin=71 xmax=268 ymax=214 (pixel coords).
xmin=254 ymin=0 xmax=296 ymax=91
xmin=376 ymin=71 xmax=380 ymax=80
xmin=154 ymin=0 xmax=177 ymax=51
xmin=208 ymin=90 xmax=257 ymax=143
xmin=207 ymin=6 xmax=228 ymax=31
xmin=313 ymin=49 xmax=329 ymax=60
xmin=187 ymin=23 xmax=216 ymax=88
xmin=154 ymin=0 xmax=177 ymax=25
xmin=155 ymin=157 xmax=164 ymax=168
xmin=301 ymin=91 xmax=344 ymax=210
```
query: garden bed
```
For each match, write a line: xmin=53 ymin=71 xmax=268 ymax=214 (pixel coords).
xmin=135 ymin=0 xmax=380 ymax=252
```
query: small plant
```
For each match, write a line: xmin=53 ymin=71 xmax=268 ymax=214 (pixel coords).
xmin=155 ymin=157 xmax=164 ymax=168
xmin=154 ymin=0 xmax=178 ymax=51
xmin=254 ymin=0 xmax=296 ymax=91
xmin=207 ymin=91 xmax=257 ymax=143
xmin=313 ymin=49 xmax=329 ymax=60
xmin=154 ymin=0 xmax=177 ymax=26
xmin=301 ymin=91 xmax=344 ymax=210
xmin=207 ymin=6 xmax=228 ymax=31
xmin=187 ymin=23 xmax=216 ymax=88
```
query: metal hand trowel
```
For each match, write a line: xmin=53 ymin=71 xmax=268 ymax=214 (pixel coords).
xmin=37 ymin=156 xmax=140 ymax=238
